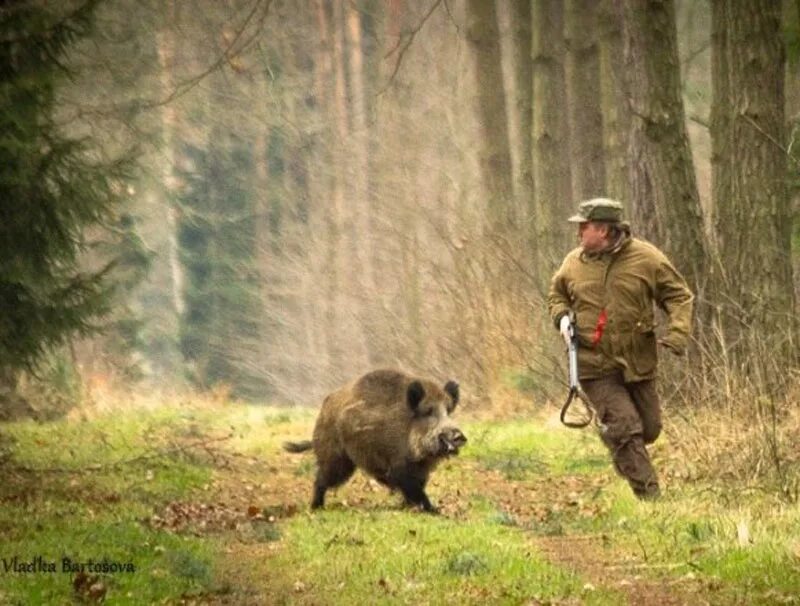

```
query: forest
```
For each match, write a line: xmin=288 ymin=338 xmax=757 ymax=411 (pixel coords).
xmin=1 ymin=0 xmax=799 ymax=604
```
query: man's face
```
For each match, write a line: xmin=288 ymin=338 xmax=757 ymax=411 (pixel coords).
xmin=578 ymin=221 xmax=610 ymax=252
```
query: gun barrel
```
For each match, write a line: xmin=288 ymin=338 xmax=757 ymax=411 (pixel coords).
xmin=568 ymin=342 xmax=579 ymax=388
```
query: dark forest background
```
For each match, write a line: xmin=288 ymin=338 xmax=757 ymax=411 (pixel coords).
xmin=1 ymin=0 xmax=798 ymax=418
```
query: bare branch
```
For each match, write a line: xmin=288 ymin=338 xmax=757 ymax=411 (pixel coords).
xmin=55 ymin=0 xmax=274 ymax=126
xmin=442 ymin=0 xmax=461 ymax=35
xmin=681 ymin=40 xmax=710 ymax=68
xmin=378 ymin=0 xmax=443 ymax=96
xmin=138 ymin=0 xmax=273 ymax=111
xmin=688 ymin=113 xmax=709 ymax=129
xmin=5 ymin=433 xmax=234 ymax=475
xmin=742 ymin=114 xmax=800 ymax=168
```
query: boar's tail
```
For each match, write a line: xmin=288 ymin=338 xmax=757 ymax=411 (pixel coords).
xmin=283 ymin=440 xmax=313 ymax=453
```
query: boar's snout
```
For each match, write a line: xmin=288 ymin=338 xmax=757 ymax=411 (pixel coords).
xmin=438 ymin=428 xmax=467 ymax=456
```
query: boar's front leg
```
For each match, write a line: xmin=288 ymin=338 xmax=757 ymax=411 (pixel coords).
xmin=393 ymin=469 xmax=437 ymax=513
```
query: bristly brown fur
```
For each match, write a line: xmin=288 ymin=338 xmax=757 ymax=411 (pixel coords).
xmin=283 ymin=368 xmax=465 ymax=512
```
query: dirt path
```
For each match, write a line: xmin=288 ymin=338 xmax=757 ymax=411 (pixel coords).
xmin=159 ymin=444 xmax=712 ymax=604
xmin=432 ymin=461 xmax=709 ymax=606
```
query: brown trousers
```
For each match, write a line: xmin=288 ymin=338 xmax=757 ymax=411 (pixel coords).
xmin=580 ymin=373 xmax=661 ymax=498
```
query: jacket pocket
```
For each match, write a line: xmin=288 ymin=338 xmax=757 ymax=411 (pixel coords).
xmin=630 ymin=329 xmax=658 ymax=376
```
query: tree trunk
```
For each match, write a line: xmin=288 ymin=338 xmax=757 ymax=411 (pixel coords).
xmin=345 ymin=1 xmax=379 ymax=366
xmin=155 ymin=2 xmax=185 ymax=319
xmin=532 ymin=0 xmax=573 ymax=270
xmin=783 ymin=0 xmax=800 ymax=312
xmin=565 ymin=0 xmax=605 ymax=201
xmin=312 ymin=0 xmax=339 ymax=380
xmin=465 ymin=0 xmax=515 ymax=230
xmin=711 ymin=0 xmax=795 ymax=353
xmin=498 ymin=0 xmax=535 ymax=231
xmin=598 ymin=0 xmax=631 ymax=204
xmin=617 ymin=0 xmax=708 ymax=299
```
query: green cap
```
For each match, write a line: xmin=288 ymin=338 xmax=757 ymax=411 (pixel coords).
xmin=567 ymin=198 xmax=624 ymax=223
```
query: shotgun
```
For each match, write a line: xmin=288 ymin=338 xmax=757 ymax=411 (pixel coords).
xmin=560 ymin=310 xmax=595 ymax=428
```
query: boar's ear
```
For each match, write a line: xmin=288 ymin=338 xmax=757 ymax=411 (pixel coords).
xmin=444 ymin=380 xmax=459 ymax=412
xmin=407 ymin=380 xmax=426 ymax=412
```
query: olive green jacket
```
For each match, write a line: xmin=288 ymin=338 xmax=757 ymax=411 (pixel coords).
xmin=548 ymin=236 xmax=694 ymax=382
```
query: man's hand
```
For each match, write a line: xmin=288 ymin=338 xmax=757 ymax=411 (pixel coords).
xmin=559 ymin=314 xmax=572 ymax=347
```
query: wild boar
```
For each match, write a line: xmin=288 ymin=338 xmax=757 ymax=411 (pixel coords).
xmin=284 ymin=369 xmax=466 ymax=512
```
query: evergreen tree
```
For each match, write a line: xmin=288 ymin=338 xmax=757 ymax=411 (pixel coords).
xmin=0 ymin=1 xmax=129 ymax=390
xmin=95 ymin=211 xmax=155 ymax=381
xmin=176 ymin=130 xmax=267 ymax=400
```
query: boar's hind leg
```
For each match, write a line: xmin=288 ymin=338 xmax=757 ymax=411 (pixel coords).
xmin=312 ymin=455 xmax=355 ymax=509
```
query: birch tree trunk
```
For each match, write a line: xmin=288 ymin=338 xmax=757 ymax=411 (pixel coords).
xmin=156 ymin=1 xmax=185 ymax=319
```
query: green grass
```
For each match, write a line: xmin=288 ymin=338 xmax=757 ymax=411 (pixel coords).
xmin=464 ymin=419 xmax=609 ymax=478
xmin=0 ymin=407 xmax=219 ymax=605
xmin=267 ymin=509 xmax=619 ymax=605
xmin=2 ymin=403 xmax=799 ymax=604
xmin=460 ymin=417 xmax=800 ymax=604
xmin=0 ymin=517 xmax=215 ymax=605
xmin=603 ymin=499 xmax=800 ymax=604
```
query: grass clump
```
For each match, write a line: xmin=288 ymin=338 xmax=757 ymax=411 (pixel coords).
xmin=445 ymin=552 xmax=488 ymax=576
